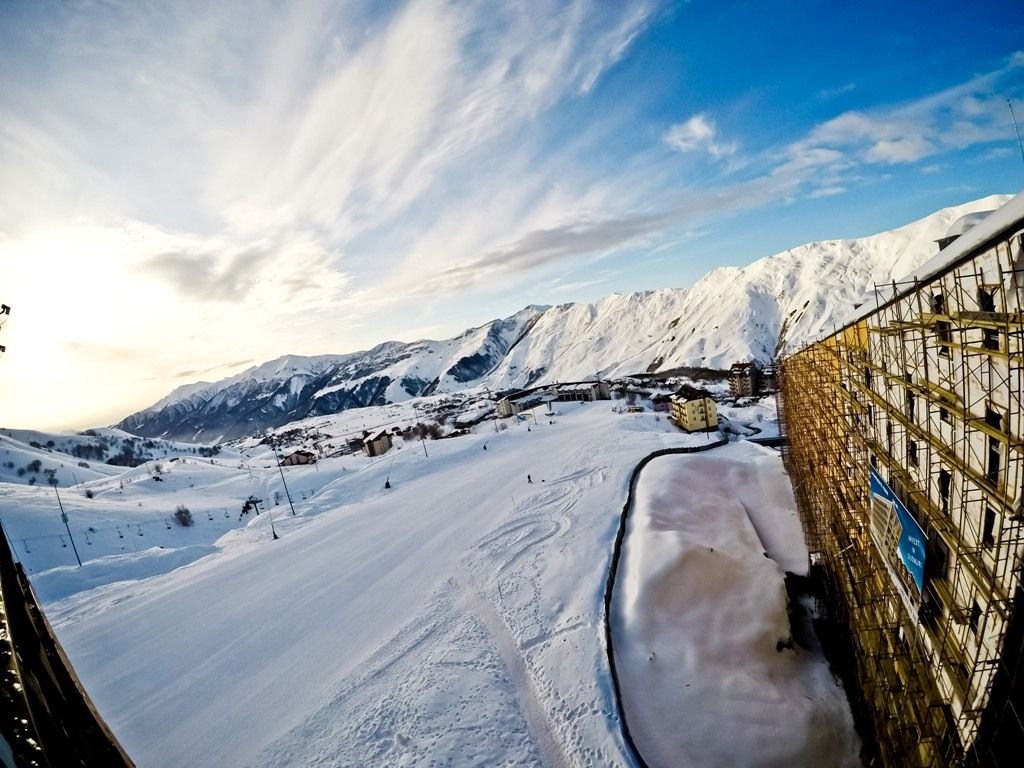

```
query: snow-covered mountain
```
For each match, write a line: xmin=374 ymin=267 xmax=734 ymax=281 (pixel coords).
xmin=118 ymin=194 xmax=1011 ymax=441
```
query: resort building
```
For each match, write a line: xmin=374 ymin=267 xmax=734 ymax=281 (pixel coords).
xmin=670 ymin=385 xmax=718 ymax=432
xmin=779 ymin=194 xmax=1024 ymax=766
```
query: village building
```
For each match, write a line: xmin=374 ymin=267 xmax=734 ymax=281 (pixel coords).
xmin=670 ymin=385 xmax=717 ymax=432
xmin=555 ymin=381 xmax=612 ymax=402
xmin=728 ymin=362 xmax=762 ymax=398
xmin=495 ymin=391 xmax=544 ymax=418
xmin=650 ymin=393 xmax=673 ymax=412
xmin=279 ymin=449 xmax=316 ymax=466
xmin=363 ymin=428 xmax=393 ymax=457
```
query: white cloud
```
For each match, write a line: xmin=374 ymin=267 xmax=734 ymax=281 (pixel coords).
xmin=865 ymin=136 xmax=936 ymax=163
xmin=792 ymin=51 xmax=1024 ymax=167
xmin=809 ymin=186 xmax=846 ymax=199
xmin=664 ymin=113 xmax=737 ymax=159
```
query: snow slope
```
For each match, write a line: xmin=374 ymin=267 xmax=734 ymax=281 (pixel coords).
xmin=0 ymin=400 xmax=856 ymax=767
xmin=117 ymin=194 xmax=1011 ymax=442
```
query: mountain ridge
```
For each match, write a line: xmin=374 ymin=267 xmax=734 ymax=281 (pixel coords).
xmin=117 ymin=194 xmax=1012 ymax=441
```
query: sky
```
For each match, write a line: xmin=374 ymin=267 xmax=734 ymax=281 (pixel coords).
xmin=1 ymin=0 xmax=1023 ymax=431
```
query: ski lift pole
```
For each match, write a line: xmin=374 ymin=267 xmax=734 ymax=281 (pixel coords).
xmin=51 ymin=480 xmax=81 ymax=567
xmin=274 ymin=449 xmax=298 ymax=516
xmin=260 ymin=498 xmax=279 ymax=540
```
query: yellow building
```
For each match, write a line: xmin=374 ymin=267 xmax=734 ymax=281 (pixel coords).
xmin=670 ymin=385 xmax=718 ymax=432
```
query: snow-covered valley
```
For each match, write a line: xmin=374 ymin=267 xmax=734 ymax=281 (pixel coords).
xmin=0 ymin=399 xmax=857 ymax=767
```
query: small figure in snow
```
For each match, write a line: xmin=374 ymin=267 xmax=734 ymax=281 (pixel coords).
xmin=649 ymin=651 xmax=656 ymax=662
xmin=483 ymin=443 xmax=487 ymax=451
xmin=527 ymin=474 xmax=533 ymax=483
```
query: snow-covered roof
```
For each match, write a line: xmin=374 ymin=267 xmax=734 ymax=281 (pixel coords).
xmin=670 ymin=384 xmax=714 ymax=402
xmin=834 ymin=191 xmax=1024 ymax=333
xmin=940 ymin=210 xmax=995 ymax=241
xmin=364 ymin=428 xmax=390 ymax=443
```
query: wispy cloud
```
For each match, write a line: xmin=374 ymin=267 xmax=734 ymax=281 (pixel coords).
xmin=817 ymin=82 xmax=856 ymax=100
xmin=664 ymin=113 xmax=738 ymax=159
xmin=790 ymin=53 xmax=1023 ymax=168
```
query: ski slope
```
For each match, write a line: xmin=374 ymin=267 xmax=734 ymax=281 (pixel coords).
xmin=0 ymin=401 xmax=857 ymax=766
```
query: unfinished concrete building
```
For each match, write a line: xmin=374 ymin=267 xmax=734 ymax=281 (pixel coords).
xmin=779 ymin=193 xmax=1024 ymax=767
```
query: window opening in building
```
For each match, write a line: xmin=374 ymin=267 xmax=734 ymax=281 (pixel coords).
xmin=937 ymin=320 xmax=952 ymax=355
xmin=908 ymin=440 xmax=919 ymax=467
xmin=983 ymin=328 xmax=1000 ymax=351
xmin=978 ymin=287 xmax=996 ymax=313
xmin=987 ymin=436 xmax=1001 ymax=487
xmin=983 ymin=507 xmax=996 ymax=550
xmin=939 ymin=406 xmax=951 ymax=423
xmin=939 ymin=469 xmax=951 ymax=514
xmin=932 ymin=293 xmax=944 ymax=314
xmin=969 ymin=600 xmax=982 ymax=634
xmin=927 ymin=532 xmax=950 ymax=583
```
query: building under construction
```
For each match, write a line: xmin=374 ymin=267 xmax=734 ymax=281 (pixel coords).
xmin=779 ymin=193 xmax=1024 ymax=767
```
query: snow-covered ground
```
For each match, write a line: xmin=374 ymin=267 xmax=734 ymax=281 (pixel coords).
xmin=612 ymin=442 xmax=860 ymax=767
xmin=0 ymin=401 xmax=856 ymax=766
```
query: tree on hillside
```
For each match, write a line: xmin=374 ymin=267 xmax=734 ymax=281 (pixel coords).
xmin=174 ymin=505 xmax=194 ymax=527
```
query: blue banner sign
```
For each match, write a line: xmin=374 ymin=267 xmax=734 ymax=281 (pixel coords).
xmin=869 ymin=468 xmax=927 ymax=592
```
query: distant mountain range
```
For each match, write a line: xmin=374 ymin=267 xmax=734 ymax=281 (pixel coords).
xmin=117 ymin=194 xmax=1011 ymax=442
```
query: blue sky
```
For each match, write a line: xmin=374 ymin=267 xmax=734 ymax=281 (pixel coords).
xmin=1 ymin=0 xmax=1022 ymax=430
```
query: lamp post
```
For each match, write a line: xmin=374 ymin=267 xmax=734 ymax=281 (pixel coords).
xmin=50 ymin=477 xmax=81 ymax=567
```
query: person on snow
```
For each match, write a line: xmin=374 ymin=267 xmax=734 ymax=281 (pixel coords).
xmin=527 ymin=474 xmax=533 ymax=483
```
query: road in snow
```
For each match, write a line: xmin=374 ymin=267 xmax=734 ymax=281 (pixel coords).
xmin=0 ymin=401 xmax=858 ymax=766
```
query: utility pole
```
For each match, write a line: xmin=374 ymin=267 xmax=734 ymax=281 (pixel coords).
xmin=483 ymin=386 xmax=499 ymax=434
xmin=50 ymin=478 xmax=81 ymax=567
xmin=412 ymin=401 xmax=429 ymax=457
